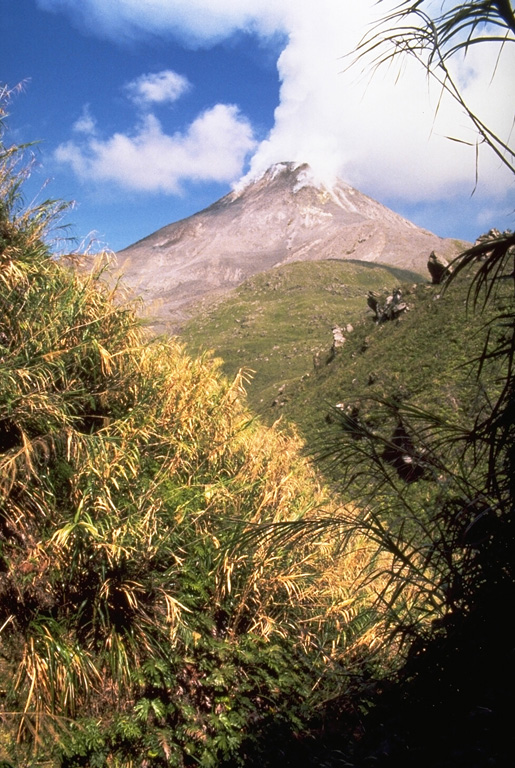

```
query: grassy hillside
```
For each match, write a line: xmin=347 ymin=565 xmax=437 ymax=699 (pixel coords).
xmin=182 ymin=259 xmax=425 ymax=417
xmin=182 ymin=259 xmax=500 ymax=456
xmin=284 ymin=276 xmax=502 ymax=449
xmin=181 ymin=235 xmax=515 ymax=766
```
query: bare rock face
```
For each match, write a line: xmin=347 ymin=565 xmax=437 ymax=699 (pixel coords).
xmin=114 ymin=162 xmax=467 ymax=329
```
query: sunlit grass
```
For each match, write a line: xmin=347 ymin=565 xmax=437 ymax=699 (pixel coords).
xmin=0 ymin=90 xmax=389 ymax=766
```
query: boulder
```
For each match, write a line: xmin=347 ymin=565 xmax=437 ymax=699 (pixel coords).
xmin=332 ymin=325 xmax=346 ymax=349
xmin=428 ymin=250 xmax=452 ymax=284
xmin=368 ymin=288 xmax=409 ymax=323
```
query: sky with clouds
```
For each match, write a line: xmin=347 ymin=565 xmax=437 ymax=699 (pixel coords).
xmin=2 ymin=0 xmax=514 ymax=252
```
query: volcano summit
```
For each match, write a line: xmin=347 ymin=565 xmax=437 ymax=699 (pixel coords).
xmin=115 ymin=162 xmax=465 ymax=329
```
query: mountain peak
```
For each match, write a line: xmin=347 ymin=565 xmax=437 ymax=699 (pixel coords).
xmin=234 ymin=161 xmax=335 ymax=197
xmin=115 ymin=163 xmax=468 ymax=330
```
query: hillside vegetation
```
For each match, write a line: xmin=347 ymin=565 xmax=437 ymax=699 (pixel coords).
xmin=182 ymin=259 xmax=501 ymax=448
xmin=182 ymin=260 xmax=425 ymax=417
xmin=2 ymin=89 xmax=514 ymax=768
xmin=0 ymin=96 xmax=389 ymax=767
xmin=181 ymin=209 xmax=515 ymax=765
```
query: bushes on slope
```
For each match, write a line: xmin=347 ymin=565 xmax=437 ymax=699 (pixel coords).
xmin=0 ymin=92 xmax=382 ymax=767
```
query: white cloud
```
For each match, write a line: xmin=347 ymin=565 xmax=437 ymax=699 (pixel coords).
xmin=36 ymin=0 xmax=289 ymax=45
xmin=125 ymin=70 xmax=191 ymax=107
xmin=43 ymin=0 xmax=514 ymax=206
xmin=55 ymin=105 xmax=256 ymax=192
xmin=72 ymin=105 xmax=96 ymax=134
xmin=240 ymin=0 xmax=514 ymax=202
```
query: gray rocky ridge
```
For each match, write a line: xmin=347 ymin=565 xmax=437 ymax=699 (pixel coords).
xmin=114 ymin=162 xmax=466 ymax=330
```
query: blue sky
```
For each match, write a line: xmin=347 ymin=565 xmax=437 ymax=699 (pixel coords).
xmin=2 ymin=0 xmax=514 ymax=253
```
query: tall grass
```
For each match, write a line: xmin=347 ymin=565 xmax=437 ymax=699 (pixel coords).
xmin=0 ymin=90 xmax=385 ymax=767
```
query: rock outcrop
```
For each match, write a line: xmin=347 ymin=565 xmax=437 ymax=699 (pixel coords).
xmin=428 ymin=250 xmax=453 ymax=284
xmin=367 ymin=288 xmax=409 ymax=323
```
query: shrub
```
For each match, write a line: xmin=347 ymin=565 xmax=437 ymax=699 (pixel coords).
xmin=0 ymin=89 xmax=383 ymax=767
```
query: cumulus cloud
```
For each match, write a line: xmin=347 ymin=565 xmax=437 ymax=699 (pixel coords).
xmin=36 ymin=0 xmax=289 ymax=45
xmin=44 ymin=0 xmax=514 ymax=205
xmin=56 ymin=105 xmax=256 ymax=193
xmin=72 ymin=105 xmax=97 ymax=134
xmin=56 ymin=64 xmax=254 ymax=193
xmin=124 ymin=70 xmax=191 ymax=107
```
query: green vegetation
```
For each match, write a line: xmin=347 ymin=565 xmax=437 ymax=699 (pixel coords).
xmin=182 ymin=263 xmax=501 ymax=450
xmin=317 ymin=233 xmax=515 ymax=766
xmin=0 ymin=92 xmax=387 ymax=767
xmin=182 ymin=260 xmax=424 ymax=418
xmin=288 ymin=277 xmax=503 ymax=447
xmin=183 ymin=237 xmax=515 ymax=764
xmin=3 ymin=1 xmax=514 ymax=750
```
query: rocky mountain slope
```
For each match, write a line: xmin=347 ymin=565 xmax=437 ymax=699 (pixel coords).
xmin=115 ymin=162 xmax=466 ymax=329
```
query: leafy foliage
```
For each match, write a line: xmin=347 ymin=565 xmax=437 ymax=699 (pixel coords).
xmin=225 ymin=241 xmax=514 ymax=765
xmin=330 ymin=236 xmax=515 ymax=768
xmin=0 ymin=90 xmax=384 ymax=767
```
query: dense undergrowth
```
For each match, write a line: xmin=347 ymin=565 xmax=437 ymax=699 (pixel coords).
xmin=222 ymin=245 xmax=514 ymax=766
xmin=251 ymin=249 xmax=515 ymax=766
xmin=0 ymin=94 xmax=392 ymax=766
xmin=183 ymin=168 xmax=515 ymax=767
xmin=2 ymin=83 xmax=513 ymax=768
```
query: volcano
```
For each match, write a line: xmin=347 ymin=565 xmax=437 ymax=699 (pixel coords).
xmin=115 ymin=162 xmax=465 ymax=329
